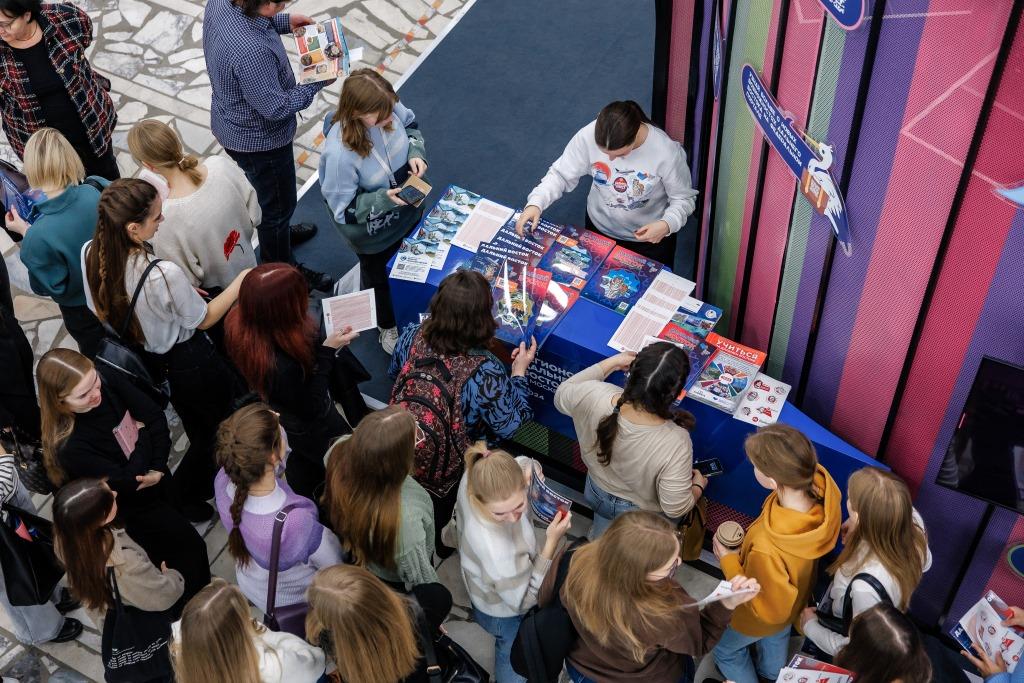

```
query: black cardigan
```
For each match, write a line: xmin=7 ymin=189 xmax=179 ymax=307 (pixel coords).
xmin=267 ymin=344 xmax=336 ymax=426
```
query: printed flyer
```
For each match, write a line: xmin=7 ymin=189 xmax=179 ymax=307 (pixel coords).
xmin=293 ymin=18 xmax=350 ymax=84
xmin=733 ymin=372 xmax=791 ymax=426
xmin=538 ymin=224 xmax=615 ymax=290
xmin=688 ymin=333 xmax=767 ymax=413
xmin=580 ymin=245 xmax=662 ymax=315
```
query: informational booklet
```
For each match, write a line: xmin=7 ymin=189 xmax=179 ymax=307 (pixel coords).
xmin=695 ymin=580 xmax=760 ymax=608
xmin=390 ymin=237 xmax=436 ymax=283
xmin=528 ymin=468 xmax=572 ymax=525
xmin=451 ymin=198 xmax=514 ymax=252
xmin=733 ymin=372 xmax=791 ymax=426
xmin=608 ymin=270 xmax=696 ymax=353
xmin=534 ymin=280 xmax=580 ymax=349
xmin=517 ymin=216 xmax=564 ymax=252
xmin=491 ymin=264 xmax=550 ymax=347
xmin=688 ymin=333 xmax=767 ymax=414
xmin=421 ymin=185 xmax=482 ymax=268
xmin=411 ymin=215 xmax=458 ymax=268
xmin=0 ymin=171 xmax=42 ymax=225
xmin=538 ymin=224 xmax=615 ymax=290
xmin=293 ymin=18 xmax=350 ymax=84
xmin=580 ymin=245 xmax=663 ymax=315
xmin=671 ymin=296 xmax=723 ymax=338
xmin=779 ymin=654 xmax=855 ymax=683
xmin=951 ymin=590 xmax=1024 ymax=672
xmin=322 ymin=288 xmax=377 ymax=335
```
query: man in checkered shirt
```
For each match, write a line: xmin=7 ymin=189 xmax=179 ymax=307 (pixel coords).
xmin=203 ymin=0 xmax=333 ymax=291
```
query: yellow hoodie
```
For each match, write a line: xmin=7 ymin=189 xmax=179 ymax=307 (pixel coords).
xmin=720 ymin=464 xmax=841 ymax=637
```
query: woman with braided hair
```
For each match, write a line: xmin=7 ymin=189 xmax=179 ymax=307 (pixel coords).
xmin=554 ymin=342 xmax=705 ymax=538
xmin=213 ymin=402 xmax=346 ymax=613
xmin=82 ymin=178 xmax=251 ymax=522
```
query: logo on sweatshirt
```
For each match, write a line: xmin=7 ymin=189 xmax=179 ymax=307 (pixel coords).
xmin=613 ymin=177 xmax=628 ymax=193
xmin=591 ymin=161 xmax=611 ymax=186
xmin=223 ymin=230 xmax=242 ymax=260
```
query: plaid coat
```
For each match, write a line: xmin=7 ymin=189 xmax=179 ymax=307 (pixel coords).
xmin=0 ymin=3 xmax=116 ymax=159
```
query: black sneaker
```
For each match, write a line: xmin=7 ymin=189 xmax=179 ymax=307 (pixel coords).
xmin=297 ymin=262 xmax=333 ymax=293
xmin=55 ymin=587 xmax=80 ymax=614
xmin=50 ymin=617 xmax=83 ymax=643
xmin=290 ymin=222 xmax=318 ymax=246
xmin=181 ymin=501 xmax=215 ymax=523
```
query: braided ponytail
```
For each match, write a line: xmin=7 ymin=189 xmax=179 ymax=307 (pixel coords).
xmin=595 ymin=396 xmax=626 ymax=467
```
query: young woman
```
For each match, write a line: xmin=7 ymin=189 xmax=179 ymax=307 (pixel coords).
xmin=322 ymin=406 xmax=437 ymax=590
xmin=83 ymin=178 xmax=250 ymax=521
xmin=52 ymin=478 xmax=184 ymax=632
xmin=6 ymin=128 xmax=107 ymax=357
xmin=389 ymin=269 xmax=536 ymax=551
xmin=515 ymin=101 xmax=697 ymax=266
xmin=453 ymin=444 xmax=572 ymax=683
xmin=800 ymin=467 xmax=932 ymax=657
xmin=37 ymin=348 xmax=211 ymax=603
xmin=834 ymin=604 xmax=932 ymax=683
xmin=127 ymin=119 xmax=259 ymax=293
xmin=319 ymin=68 xmax=428 ymax=354
xmin=171 ymin=578 xmax=326 ymax=683
xmin=214 ymin=402 xmax=346 ymax=613
xmin=306 ymin=564 xmax=452 ymax=683
xmin=554 ymin=343 xmax=705 ymax=538
xmin=711 ymin=424 xmax=842 ymax=683
xmin=224 ymin=263 xmax=359 ymax=500
xmin=540 ymin=511 xmax=759 ymax=683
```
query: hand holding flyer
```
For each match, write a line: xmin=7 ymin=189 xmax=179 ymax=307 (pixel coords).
xmin=528 ymin=468 xmax=572 ymax=525
xmin=293 ymin=19 xmax=350 ymax=84
xmin=322 ymin=289 xmax=377 ymax=335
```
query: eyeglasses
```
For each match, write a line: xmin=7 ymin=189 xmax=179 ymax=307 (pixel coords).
xmin=0 ymin=16 xmax=22 ymax=30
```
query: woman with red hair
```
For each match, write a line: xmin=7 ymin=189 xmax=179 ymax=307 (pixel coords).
xmin=224 ymin=264 xmax=361 ymax=499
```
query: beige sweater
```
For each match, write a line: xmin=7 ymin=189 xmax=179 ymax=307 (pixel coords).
xmin=554 ymin=361 xmax=695 ymax=518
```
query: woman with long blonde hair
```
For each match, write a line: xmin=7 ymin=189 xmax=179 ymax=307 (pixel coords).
xmin=541 ymin=510 xmax=758 ymax=682
xmin=171 ymin=578 xmax=325 ymax=683
xmin=305 ymin=564 xmax=451 ymax=683
xmin=322 ymin=405 xmax=437 ymax=589
xmin=800 ymin=467 xmax=931 ymax=656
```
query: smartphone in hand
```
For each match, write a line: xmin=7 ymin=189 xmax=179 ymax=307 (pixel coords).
xmin=695 ymin=458 xmax=724 ymax=477
xmin=396 ymin=184 xmax=426 ymax=205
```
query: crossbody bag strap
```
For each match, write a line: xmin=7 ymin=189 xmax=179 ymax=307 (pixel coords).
xmin=118 ymin=258 xmax=162 ymax=339
xmin=412 ymin=605 xmax=443 ymax=683
xmin=841 ymin=572 xmax=894 ymax=630
xmin=265 ymin=503 xmax=300 ymax=621
xmin=106 ymin=566 xmax=125 ymax=615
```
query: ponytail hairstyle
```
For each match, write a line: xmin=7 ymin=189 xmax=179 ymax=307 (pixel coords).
xmin=52 ymin=478 xmax=117 ymax=611
xmin=463 ymin=443 xmax=526 ymax=516
xmin=36 ymin=348 xmax=94 ymax=485
xmin=323 ymin=406 xmax=415 ymax=570
xmin=594 ymin=100 xmax=651 ymax=151
xmin=127 ymin=119 xmax=204 ymax=186
xmin=835 ymin=603 xmax=932 ymax=683
xmin=563 ymin=511 xmax=681 ymax=663
xmin=829 ymin=468 xmax=928 ymax=609
xmin=744 ymin=423 xmax=821 ymax=501
xmin=171 ymin=578 xmax=263 ymax=683
xmin=214 ymin=403 xmax=283 ymax=568
xmin=85 ymin=178 xmax=159 ymax=345
xmin=331 ymin=68 xmax=399 ymax=158
xmin=595 ymin=341 xmax=695 ymax=467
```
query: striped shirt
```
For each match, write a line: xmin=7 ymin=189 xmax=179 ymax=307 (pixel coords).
xmin=201 ymin=0 xmax=327 ymax=152
xmin=0 ymin=454 xmax=18 ymax=504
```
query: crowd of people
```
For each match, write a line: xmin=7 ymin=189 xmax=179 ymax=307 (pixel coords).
xmin=0 ymin=0 xmax=1005 ymax=681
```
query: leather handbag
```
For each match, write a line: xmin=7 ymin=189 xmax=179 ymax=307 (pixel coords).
xmin=101 ymin=567 xmax=174 ymax=682
xmin=815 ymin=572 xmax=893 ymax=635
xmin=263 ymin=503 xmax=309 ymax=638
xmin=679 ymin=496 xmax=708 ymax=562
xmin=0 ymin=428 xmax=54 ymax=495
xmin=94 ymin=258 xmax=171 ymax=408
xmin=414 ymin=604 xmax=488 ymax=683
xmin=0 ymin=503 xmax=64 ymax=606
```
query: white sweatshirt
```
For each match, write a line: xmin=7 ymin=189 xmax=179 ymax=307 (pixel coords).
xmin=172 ymin=621 xmax=326 ymax=683
xmin=526 ymin=121 xmax=698 ymax=241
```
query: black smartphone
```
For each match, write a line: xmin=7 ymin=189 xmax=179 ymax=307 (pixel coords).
xmin=396 ymin=185 xmax=425 ymax=205
xmin=695 ymin=458 xmax=724 ymax=477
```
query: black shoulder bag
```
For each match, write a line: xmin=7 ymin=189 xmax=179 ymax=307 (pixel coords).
xmin=413 ymin=603 xmax=488 ymax=683
xmin=100 ymin=566 xmax=174 ymax=682
xmin=815 ymin=572 xmax=893 ymax=636
xmin=0 ymin=502 xmax=64 ymax=606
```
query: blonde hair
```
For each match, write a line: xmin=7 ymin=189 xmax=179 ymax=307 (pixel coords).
xmin=171 ymin=578 xmax=263 ymax=683
xmin=306 ymin=565 xmax=419 ymax=683
xmin=331 ymin=68 xmax=398 ymax=158
xmin=745 ymin=423 xmax=821 ymax=500
xmin=829 ymin=468 xmax=928 ymax=609
xmin=563 ymin=511 xmax=682 ymax=663
xmin=463 ymin=443 xmax=525 ymax=515
xmin=127 ymin=119 xmax=203 ymax=185
xmin=23 ymin=128 xmax=85 ymax=189
xmin=36 ymin=348 xmax=94 ymax=486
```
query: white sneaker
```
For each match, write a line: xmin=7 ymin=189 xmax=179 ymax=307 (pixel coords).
xmin=379 ymin=326 xmax=399 ymax=355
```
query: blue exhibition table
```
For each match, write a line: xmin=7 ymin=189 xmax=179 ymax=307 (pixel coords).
xmin=389 ymin=244 xmax=883 ymax=519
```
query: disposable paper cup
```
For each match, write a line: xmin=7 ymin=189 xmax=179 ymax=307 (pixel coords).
xmin=715 ymin=521 xmax=744 ymax=550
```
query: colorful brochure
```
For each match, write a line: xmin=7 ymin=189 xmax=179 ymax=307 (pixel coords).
xmin=733 ymin=372 xmax=791 ymax=426
xmin=533 ymin=280 xmax=580 ymax=349
xmin=779 ymin=654 xmax=855 ymax=683
xmin=538 ymin=224 xmax=615 ymax=290
xmin=293 ymin=18 xmax=350 ymax=84
xmin=671 ymin=296 xmax=723 ymax=338
xmin=951 ymin=590 xmax=1024 ymax=672
xmin=580 ymin=245 xmax=662 ymax=315
xmin=1 ymin=171 xmax=42 ymax=225
xmin=688 ymin=333 xmax=767 ymax=414
xmin=529 ymin=468 xmax=572 ymax=525
xmin=488 ymin=260 xmax=551 ymax=347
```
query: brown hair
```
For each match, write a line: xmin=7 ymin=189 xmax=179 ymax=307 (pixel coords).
xmin=594 ymin=101 xmax=650 ymax=151
xmin=835 ymin=603 xmax=931 ymax=683
xmin=85 ymin=178 xmax=159 ymax=345
xmin=127 ymin=119 xmax=203 ymax=186
xmin=23 ymin=127 xmax=86 ymax=189
xmin=215 ymin=403 xmax=283 ymax=568
xmin=52 ymin=478 xmax=117 ymax=611
xmin=331 ymin=68 xmax=398 ymax=158
xmin=306 ymin=565 xmax=419 ymax=683
xmin=421 ymin=270 xmax=497 ymax=355
xmin=463 ymin=443 xmax=525 ymax=514
xmin=36 ymin=348 xmax=94 ymax=485
xmin=745 ymin=423 xmax=821 ymax=501
xmin=323 ymin=406 xmax=415 ymax=570
xmin=563 ymin=511 xmax=681 ymax=663
xmin=171 ymin=578 xmax=263 ymax=683
xmin=829 ymin=468 xmax=928 ymax=609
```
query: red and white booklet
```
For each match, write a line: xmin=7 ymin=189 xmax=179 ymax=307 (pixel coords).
xmin=779 ymin=654 xmax=855 ymax=683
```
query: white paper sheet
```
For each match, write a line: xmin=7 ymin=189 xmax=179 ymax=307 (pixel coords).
xmin=695 ymin=580 xmax=759 ymax=608
xmin=322 ymin=288 xmax=377 ymax=334
xmin=608 ymin=270 xmax=695 ymax=352
xmin=733 ymin=372 xmax=791 ymax=426
xmin=450 ymin=198 xmax=514 ymax=252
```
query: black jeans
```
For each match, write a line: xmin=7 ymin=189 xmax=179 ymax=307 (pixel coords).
xmin=226 ymin=143 xmax=297 ymax=265
xmin=0 ymin=262 xmax=40 ymax=438
xmin=585 ymin=212 xmax=678 ymax=268
xmin=358 ymin=232 xmax=408 ymax=330
xmin=427 ymin=483 xmax=460 ymax=554
xmin=79 ymin=144 xmax=121 ymax=181
xmin=57 ymin=304 xmax=105 ymax=359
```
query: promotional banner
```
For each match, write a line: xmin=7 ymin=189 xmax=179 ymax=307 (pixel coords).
xmin=818 ymin=0 xmax=865 ymax=30
xmin=712 ymin=0 xmax=723 ymax=100
xmin=741 ymin=64 xmax=852 ymax=255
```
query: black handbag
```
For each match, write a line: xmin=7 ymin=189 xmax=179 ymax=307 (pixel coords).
xmin=815 ymin=572 xmax=893 ymax=636
xmin=0 ymin=502 xmax=64 ymax=606
xmin=414 ymin=605 xmax=488 ymax=683
xmin=101 ymin=567 xmax=173 ymax=683
xmin=263 ymin=504 xmax=309 ymax=638
xmin=0 ymin=428 xmax=54 ymax=495
xmin=94 ymin=258 xmax=171 ymax=408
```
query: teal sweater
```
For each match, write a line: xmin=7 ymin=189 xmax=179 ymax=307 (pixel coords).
xmin=19 ymin=177 xmax=109 ymax=308
xmin=368 ymin=476 xmax=438 ymax=588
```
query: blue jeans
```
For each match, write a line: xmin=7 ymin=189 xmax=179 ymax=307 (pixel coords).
xmin=567 ymin=659 xmax=694 ymax=683
xmin=712 ymin=624 xmax=791 ymax=683
xmin=584 ymin=475 xmax=638 ymax=538
xmin=472 ymin=607 xmax=526 ymax=683
xmin=226 ymin=143 xmax=297 ymax=264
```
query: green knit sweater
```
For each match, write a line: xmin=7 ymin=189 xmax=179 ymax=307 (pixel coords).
xmin=369 ymin=476 xmax=438 ymax=588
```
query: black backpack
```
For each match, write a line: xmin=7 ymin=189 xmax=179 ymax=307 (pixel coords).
xmin=511 ymin=540 xmax=586 ymax=682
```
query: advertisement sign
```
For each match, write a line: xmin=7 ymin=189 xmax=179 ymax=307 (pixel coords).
xmin=818 ymin=0 xmax=865 ymax=30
